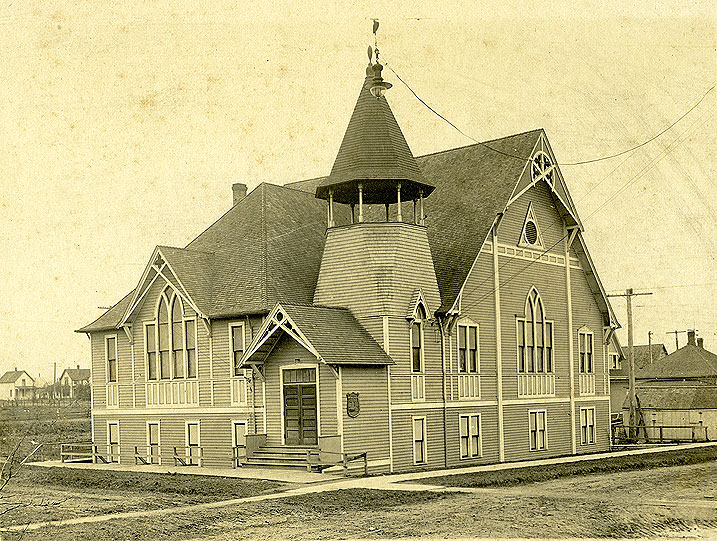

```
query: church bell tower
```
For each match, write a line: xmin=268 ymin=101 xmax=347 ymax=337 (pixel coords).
xmin=313 ymin=37 xmax=441 ymax=340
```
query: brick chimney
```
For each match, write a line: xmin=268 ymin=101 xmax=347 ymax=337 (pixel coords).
xmin=232 ymin=183 xmax=247 ymax=206
xmin=687 ymin=330 xmax=697 ymax=346
xmin=697 ymin=337 xmax=704 ymax=348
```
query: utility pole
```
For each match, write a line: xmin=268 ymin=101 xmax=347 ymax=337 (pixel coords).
xmin=607 ymin=288 xmax=652 ymax=439
xmin=648 ymin=331 xmax=653 ymax=364
xmin=665 ymin=330 xmax=686 ymax=352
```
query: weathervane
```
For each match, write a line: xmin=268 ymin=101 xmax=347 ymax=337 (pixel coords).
xmin=366 ymin=19 xmax=392 ymax=99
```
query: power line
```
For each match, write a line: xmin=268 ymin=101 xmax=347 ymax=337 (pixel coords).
xmin=385 ymin=61 xmax=715 ymax=167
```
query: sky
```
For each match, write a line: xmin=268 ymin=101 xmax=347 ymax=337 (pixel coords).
xmin=1 ymin=1 xmax=715 ymax=380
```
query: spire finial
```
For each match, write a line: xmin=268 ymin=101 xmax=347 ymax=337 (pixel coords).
xmin=367 ymin=19 xmax=392 ymax=99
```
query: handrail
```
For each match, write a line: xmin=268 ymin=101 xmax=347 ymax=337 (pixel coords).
xmin=60 ymin=443 xmax=108 ymax=464
xmin=173 ymin=446 xmax=203 ymax=467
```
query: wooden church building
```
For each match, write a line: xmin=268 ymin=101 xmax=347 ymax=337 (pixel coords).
xmin=78 ymin=52 xmax=619 ymax=473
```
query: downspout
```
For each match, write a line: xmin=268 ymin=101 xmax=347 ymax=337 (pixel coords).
xmin=438 ymin=314 xmax=449 ymax=469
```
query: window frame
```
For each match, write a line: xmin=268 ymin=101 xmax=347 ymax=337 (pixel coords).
xmin=145 ymin=287 xmax=198 ymax=382
xmin=185 ymin=421 xmax=201 ymax=466
xmin=410 ymin=305 xmax=427 ymax=374
xmin=412 ymin=416 xmax=427 ymax=465
xmin=580 ymin=407 xmax=596 ymax=445
xmin=229 ymin=322 xmax=246 ymax=378
xmin=578 ymin=328 xmax=594 ymax=374
xmin=457 ymin=323 xmax=480 ymax=374
xmin=105 ymin=334 xmax=118 ymax=383
xmin=516 ymin=289 xmax=554 ymax=374
xmin=459 ymin=413 xmax=482 ymax=460
xmin=107 ymin=421 xmax=120 ymax=463
xmin=528 ymin=409 xmax=547 ymax=451
xmin=147 ymin=421 xmax=161 ymax=464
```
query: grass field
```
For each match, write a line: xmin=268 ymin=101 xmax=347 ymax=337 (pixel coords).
xmin=2 ymin=460 xmax=716 ymax=540
xmin=0 ymin=465 xmax=290 ymax=527
xmin=412 ymin=444 xmax=717 ymax=488
xmin=0 ymin=401 xmax=91 ymax=462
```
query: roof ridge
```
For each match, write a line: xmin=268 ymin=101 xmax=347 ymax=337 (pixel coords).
xmin=415 ymin=128 xmax=544 ymax=160
xmin=158 ymin=245 xmax=216 ymax=256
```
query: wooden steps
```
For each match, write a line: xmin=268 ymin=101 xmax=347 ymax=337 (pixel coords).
xmin=243 ymin=446 xmax=316 ymax=470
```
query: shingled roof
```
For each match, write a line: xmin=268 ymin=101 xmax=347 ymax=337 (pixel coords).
xmin=611 ymin=343 xmax=668 ymax=378
xmin=0 ymin=370 xmax=34 ymax=384
xmin=279 ymin=303 xmax=394 ymax=365
xmin=632 ymin=382 xmax=717 ymax=410
xmin=60 ymin=368 xmax=91 ymax=382
xmin=80 ymin=129 xmax=614 ymax=331
xmin=315 ymin=66 xmax=433 ymax=204
xmin=637 ymin=343 xmax=717 ymax=380
xmin=78 ymin=183 xmax=349 ymax=332
xmin=290 ymin=129 xmax=545 ymax=312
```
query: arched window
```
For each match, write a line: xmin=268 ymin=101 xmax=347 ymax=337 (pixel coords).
xmin=411 ymin=304 xmax=427 ymax=373
xmin=146 ymin=287 xmax=198 ymax=381
xmin=517 ymin=289 xmax=553 ymax=374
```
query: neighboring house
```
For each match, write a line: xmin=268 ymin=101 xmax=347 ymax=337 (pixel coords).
xmin=0 ymin=369 xmax=35 ymax=401
xmin=77 ymin=54 xmax=619 ymax=473
xmin=626 ymin=331 xmax=717 ymax=440
xmin=59 ymin=365 xmax=91 ymax=398
xmin=610 ymin=342 xmax=667 ymax=413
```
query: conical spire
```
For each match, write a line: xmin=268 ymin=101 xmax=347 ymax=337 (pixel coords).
xmin=316 ymin=63 xmax=434 ymax=205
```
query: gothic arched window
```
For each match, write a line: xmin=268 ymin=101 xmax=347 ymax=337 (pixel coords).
xmin=145 ymin=287 xmax=198 ymax=381
xmin=411 ymin=304 xmax=427 ymax=373
xmin=517 ymin=288 xmax=553 ymax=374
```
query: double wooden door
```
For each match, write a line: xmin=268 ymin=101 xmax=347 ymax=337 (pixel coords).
xmin=283 ymin=368 xmax=318 ymax=446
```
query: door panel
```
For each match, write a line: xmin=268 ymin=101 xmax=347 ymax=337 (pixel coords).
xmin=283 ymin=369 xmax=318 ymax=445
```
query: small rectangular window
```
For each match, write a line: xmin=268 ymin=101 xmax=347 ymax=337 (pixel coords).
xmin=108 ymin=422 xmax=120 ymax=463
xmin=580 ymin=408 xmax=595 ymax=445
xmin=579 ymin=330 xmax=594 ymax=374
xmin=146 ymin=324 xmax=157 ymax=380
xmin=231 ymin=325 xmax=244 ymax=377
xmin=187 ymin=423 xmax=200 ymax=466
xmin=517 ymin=320 xmax=525 ymax=372
xmin=459 ymin=414 xmax=481 ymax=459
xmin=529 ymin=410 xmax=547 ymax=451
xmin=458 ymin=324 xmax=479 ymax=374
xmin=185 ymin=320 xmax=197 ymax=378
xmin=412 ymin=417 xmax=426 ymax=464
xmin=148 ymin=423 xmax=160 ymax=464
xmin=106 ymin=337 xmax=117 ymax=383
xmin=411 ymin=323 xmax=422 ymax=373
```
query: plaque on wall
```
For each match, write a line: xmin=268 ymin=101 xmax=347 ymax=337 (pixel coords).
xmin=346 ymin=392 xmax=360 ymax=418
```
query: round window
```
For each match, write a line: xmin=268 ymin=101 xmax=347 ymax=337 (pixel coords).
xmin=524 ymin=220 xmax=538 ymax=245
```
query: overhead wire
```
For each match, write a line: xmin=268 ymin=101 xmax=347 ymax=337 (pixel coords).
xmin=384 ymin=61 xmax=715 ymax=167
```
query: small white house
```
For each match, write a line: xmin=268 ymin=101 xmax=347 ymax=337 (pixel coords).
xmin=0 ymin=369 xmax=35 ymax=401
xmin=58 ymin=365 xmax=91 ymax=398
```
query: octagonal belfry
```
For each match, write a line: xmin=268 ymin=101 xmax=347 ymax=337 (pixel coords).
xmin=316 ymin=61 xmax=435 ymax=225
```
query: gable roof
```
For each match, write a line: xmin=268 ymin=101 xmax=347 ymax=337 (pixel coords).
xmin=0 ymin=370 xmax=34 ymax=384
xmin=243 ymin=303 xmax=393 ymax=366
xmin=60 ymin=368 xmax=91 ymax=382
xmin=637 ymin=343 xmax=717 ymax=380
xmin=611 ymin=343 xmax=668 ymax=377
xmin=79 ymin=183 xmax=349 ymax=332
xmin=80 ymin=129 xmax=618 ymax=331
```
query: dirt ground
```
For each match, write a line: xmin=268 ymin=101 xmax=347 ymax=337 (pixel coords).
xmin=2 ymin=460 xmax=716 ymax=539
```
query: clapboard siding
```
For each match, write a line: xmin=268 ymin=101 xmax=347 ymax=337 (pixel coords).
xmin=453 ymin=251 xmax=498 ymax=401
xmin=571 ymin=268 xmax=608 ymax=396
xmin=90 ymin=332 xmax=107 ymax=408
xmin=502 ymin=402 xmax=572 ymax=462
xmin=314 ymin=223 xmax=441 ymax=321
xmin=445 ymin=406 xmax=500 ymax=466
xmin=497 ymin=254 xmax=570 ymax=399
xmin=263 ymin=335 xmax=337 ymax=446
xmin=574 ymin=400 xmax=611 ymax=453
xmin=92 ymin=412 xmax=249 ymax=468
xmin=341 ymin=366 xmax=390 ymax=462
xmin=500 ymin=181 xmax=566 ymax=257
xmin=390 ymin=408 xmax=445 ymax=472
